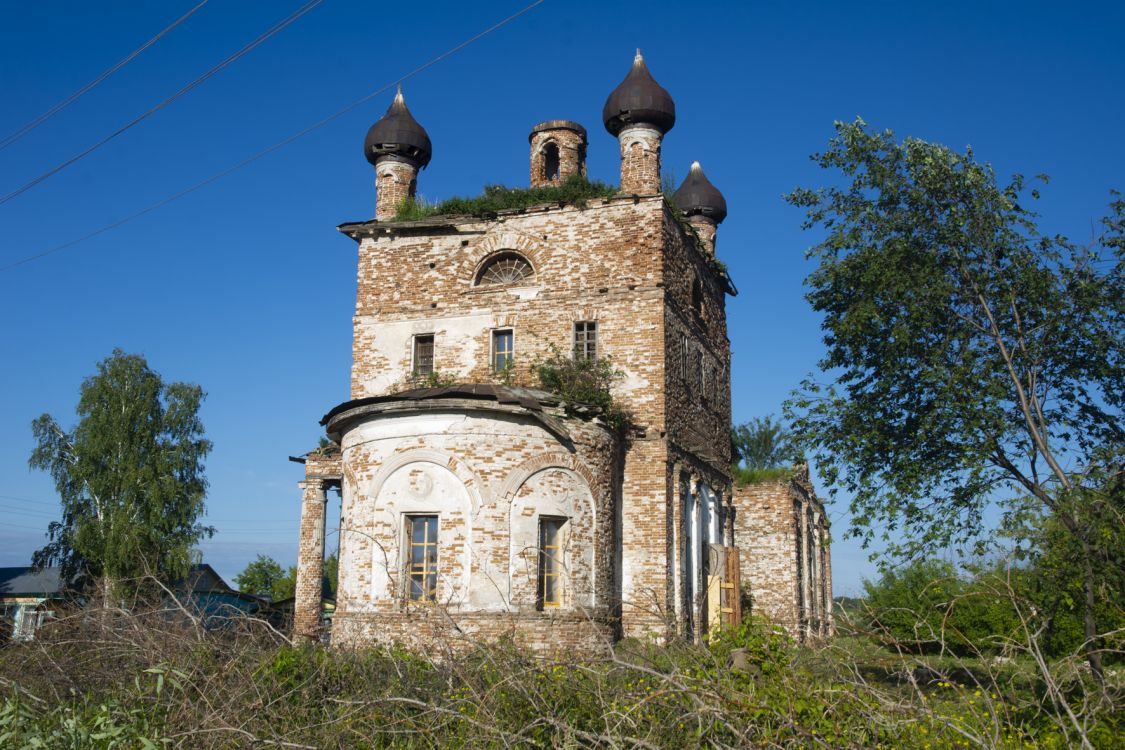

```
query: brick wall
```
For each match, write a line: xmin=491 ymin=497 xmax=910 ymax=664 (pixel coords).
xmin=323 ymin=181 xmax=738 ymax=647
xmin=529 ymin=121 xmax=587 ymax=188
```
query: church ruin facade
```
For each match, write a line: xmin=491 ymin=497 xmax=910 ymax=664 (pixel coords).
xmin=293 ymin=53 xmax=831 ymax=650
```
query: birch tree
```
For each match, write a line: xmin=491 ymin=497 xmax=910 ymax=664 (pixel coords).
xmin=29 ymin=349 xmax=213 ymax=596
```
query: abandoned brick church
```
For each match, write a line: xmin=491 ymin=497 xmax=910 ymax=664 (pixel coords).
xmin=293 ymin=52 xmax=833 ymax=650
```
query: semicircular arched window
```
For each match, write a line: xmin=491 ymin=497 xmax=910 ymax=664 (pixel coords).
xmin=476 ymin=252 xmax=535 ymax=286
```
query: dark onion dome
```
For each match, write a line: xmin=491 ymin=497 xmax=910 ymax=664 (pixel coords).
xmin=364 ymin=87 xmax=432 ymax=168
xmin=602 ymin=50 xmax=676 ymax=136
xmin=672 ymin=161 xmax=727 ymax=223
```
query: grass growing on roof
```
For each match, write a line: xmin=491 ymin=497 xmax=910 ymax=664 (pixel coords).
xmin=732 ymin=465 xmax=796 ymax=486
xmin=393 ymin=174 xmax=618 ymax=221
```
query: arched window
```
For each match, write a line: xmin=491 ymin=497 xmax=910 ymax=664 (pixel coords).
xmin=542 ymin=142 xmax=560 ymax=182
xmin=476 ymin=252 xmax=535 ymax=286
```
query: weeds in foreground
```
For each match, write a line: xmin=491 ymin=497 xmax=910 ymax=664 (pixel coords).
xmin=1 ymin=600 xmax=1120 ymax=749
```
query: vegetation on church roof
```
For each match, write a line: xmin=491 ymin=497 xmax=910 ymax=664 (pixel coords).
xmin=533 ymin=345 xmax=631 ymax=433
xmin=731 ymin=465 xmax=795 ymax=486
xmin=393 ymin=174 xmax=619 ymax=221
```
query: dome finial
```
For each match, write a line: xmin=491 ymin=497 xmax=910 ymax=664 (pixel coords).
xmin=602 ymin=50 xmax=676 ymax=136
xmin=673 ymin=161 xmax=727 ymax=223
xmin=364 ymin=89 xmax=432 ymax=168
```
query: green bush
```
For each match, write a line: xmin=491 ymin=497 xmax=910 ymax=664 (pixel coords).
xmin=532 ymin=346 xmax=630 ymax=432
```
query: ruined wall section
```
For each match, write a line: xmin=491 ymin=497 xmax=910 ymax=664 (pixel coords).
xmin=344 ymin=195 xmax=678 ymax=640
xmin=731 ymin=469 xmax=833 ymax=640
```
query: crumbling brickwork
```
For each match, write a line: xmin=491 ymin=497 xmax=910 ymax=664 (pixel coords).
xmin=294 ymin=450 xmax=342 ymax=639
xmin=731 ymin=467 xmax=833 ymax=641
xmin=374 ymin=160 xmax=418 ymax=222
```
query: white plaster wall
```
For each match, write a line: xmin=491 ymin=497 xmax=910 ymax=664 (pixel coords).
xmin=354 ymin=313 xmax=493 ymax=394
xmin=367 ymin=462 xmax=473 ymax=605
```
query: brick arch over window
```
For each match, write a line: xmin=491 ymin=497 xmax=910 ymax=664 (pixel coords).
xmin=469 ymin=230 xmax=548 ymax=285
xmin=496 ymin=452 xmax=599 ymax=505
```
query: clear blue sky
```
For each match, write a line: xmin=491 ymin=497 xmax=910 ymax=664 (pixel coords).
xmin=1 ymin=1 xmax=1122 ymax=596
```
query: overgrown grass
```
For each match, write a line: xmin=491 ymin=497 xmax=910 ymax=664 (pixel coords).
xmin=394 ymin=174 xmax=619 ymax=221
xmin=731 ymin=465 xmax=796 ymax=486
xmin=2 ymin=603 xmax=1119 ymax=749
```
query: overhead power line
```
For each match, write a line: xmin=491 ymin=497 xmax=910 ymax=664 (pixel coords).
xmin=0 ymin=0 xmax=324 ymax=207
xmin=0 ymin=0 xmax=547 ymax=274
xmin=0 ymin=0 xmax=212 ymax=152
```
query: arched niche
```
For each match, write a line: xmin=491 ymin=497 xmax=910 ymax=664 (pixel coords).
xmin=505 ymin=461 xmax=597 ymax=611
xmin=360 ymin=451 xmax=479 ymax=607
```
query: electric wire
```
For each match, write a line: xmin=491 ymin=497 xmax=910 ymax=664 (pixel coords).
xmin=0 ymin=0 xmax=324 ymax=207
xmin=0 ymin=0 xmax=547 ymax=273
xmin=0 ymin=0 xmax=211 ymax=151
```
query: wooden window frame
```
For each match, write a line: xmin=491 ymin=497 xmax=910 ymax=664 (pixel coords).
xmin=405 ymin=514 xmax=439 ymax=602
xmin=413 ymin=334 xmax=435 ymax=377
xmin=573 ymin=321 xmax=597 ymax=360
xmin=537 ymin=517 xmax=566 ymax=609
xmin=492 ymin=328 xmax=514 ymax=372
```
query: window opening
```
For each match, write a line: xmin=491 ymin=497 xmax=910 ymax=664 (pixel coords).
xmin=477 ymin=252 xmax=535 ymax=286
xmin=574 ymin=321 xmax=597 ymax=360
xmin=413 ymin=334 xmax=434 ymax=376
xmin=543 ymin=142 xmax=560 ymax=182
xmin=492 ymin=329 xmax=514 ymax=371
xmin=692 ymin=276 xmax=706 ymax=319
xmin=407 ymin=515 xmax=438 ymax=601
xmin=537 ymin=517 xmax=565 ymax=608
xmin=681 ymin=335 xmax=690 ymax=381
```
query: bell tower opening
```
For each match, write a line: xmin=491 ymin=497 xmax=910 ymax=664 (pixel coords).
xmin=543 ymin=142 xmax=560 ymax=182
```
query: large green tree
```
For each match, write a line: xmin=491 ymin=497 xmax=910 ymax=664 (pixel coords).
xmin=785 ymin=120 xmax=1123 ymax=676
xmin=731 ymin=415 xmax=796 ymax=470
xmin=30 ymin=350 xmax=213 ymax=592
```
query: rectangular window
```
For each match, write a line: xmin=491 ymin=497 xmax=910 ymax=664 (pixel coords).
xmin=492 ymin=329 xmax=514 ymax=371
xmin=406 ymin=515 xmax=438 ymax=601
xmin=573 ymin=321 xmax=597 ymax=360
xmin=413 ymin=334 xmax=435 ymax=376
xmin=537 ymin=517 xmax=565 ymax=609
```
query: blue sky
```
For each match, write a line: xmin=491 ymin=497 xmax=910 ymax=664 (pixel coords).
xmin=1 ymin=1 xmax=1122 ymax=595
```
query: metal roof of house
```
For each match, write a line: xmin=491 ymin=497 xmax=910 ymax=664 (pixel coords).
xmin=0 ymin=567 xmax=65 ymax=597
